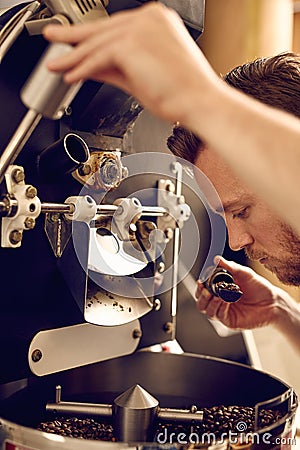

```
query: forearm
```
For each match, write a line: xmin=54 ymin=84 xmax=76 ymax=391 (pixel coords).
xmin=179 ymin=78 xmax=300 ymax=235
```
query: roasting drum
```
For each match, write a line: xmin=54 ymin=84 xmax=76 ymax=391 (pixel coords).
xmin=0 ymin=352 xmax=297 ymax=449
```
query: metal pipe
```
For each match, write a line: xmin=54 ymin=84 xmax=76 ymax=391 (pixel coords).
xmin=0 ymin=110 xmax=42 ymax=184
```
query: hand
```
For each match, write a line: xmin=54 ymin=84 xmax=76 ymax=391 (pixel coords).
xmin=42 ymin=2 xmax=221 ymax=126
xmin=196 ymin=257 xmax=281 ymax=330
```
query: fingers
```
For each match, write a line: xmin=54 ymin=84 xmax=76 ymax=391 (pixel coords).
xmin=214 ymin=255 xmax=253 ymax=280
xmin=43 ymin=22 xmax=99 ymax=44
xmin=196 ymin=281 xmax=224 ymax=319
xmin=46 ymin=34 xmax=113 ymax=77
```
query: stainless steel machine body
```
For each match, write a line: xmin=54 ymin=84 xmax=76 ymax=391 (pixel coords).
xmin=0 ymin=2 xmax=298 ymax=449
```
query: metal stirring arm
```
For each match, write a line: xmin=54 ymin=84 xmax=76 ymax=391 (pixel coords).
xmin=46 ymin=384 xmax=203 ymax=442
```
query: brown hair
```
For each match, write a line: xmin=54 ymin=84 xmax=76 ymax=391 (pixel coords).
xmin=167 ymin=52 xmax=300 ymax=164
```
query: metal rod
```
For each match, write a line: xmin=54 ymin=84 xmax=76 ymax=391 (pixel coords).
xmin=96 ymin=205 xmax=167 ymax=217
xmin=0 ymin=2 xmax=40 ymax=62
xmin=170 ymin=162 xmax=183 ymax=337
xmin=55 ymin=385 xmax=61 ymax=403
xmin=158 ymin=407 xmax=203 ymax=423
xmin=0 ymin=109 xmax=42 ymax=184
xmin=46 ymin=400 xmax=203 ymax=423
xmin=46 ymin=401 xmax=112 ymax=417
xmin=41 ymin=203 xmax=74 ymax=214
xmin=40 ymin=202 xmax=167 ymax=217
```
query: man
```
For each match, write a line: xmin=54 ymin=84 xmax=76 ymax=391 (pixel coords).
xmin=43 ymin=2 xmax=300 ymax=234
xmin=167 ymin=52 xmax=300 ymax=352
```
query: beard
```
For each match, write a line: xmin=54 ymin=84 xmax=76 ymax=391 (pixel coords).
xmin=245 ymin=223 xmax=300 ymax=286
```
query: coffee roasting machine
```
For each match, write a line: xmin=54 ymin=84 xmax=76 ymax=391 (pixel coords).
xmin=0 ymin=1 xmax=298 ymax=449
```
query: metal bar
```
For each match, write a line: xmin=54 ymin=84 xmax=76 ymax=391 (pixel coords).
xmin=170 ymin=162 xmax=183 ymax=337
xmin=46 ymin=401 xmax=112 ymax=417
xmin=0 ymin=109 xmax=42 ymax=184
xmin=41 ymin=203 xmax=74 ymax=214
xmin=40 ymin=202 xmax=167 ymax=217
xmin=46 ymin=399 xmax=203 ymax=423
xmin=158 ymin=407 xmax=203 ymax=423
xmin=0 ymin=2 xmax=40 ymax=61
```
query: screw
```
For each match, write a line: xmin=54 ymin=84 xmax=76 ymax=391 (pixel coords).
xmin=190 ymin=405 xmax=198 ymax=413
xmin=9 ymin=230 xmax=22 ymax=244
xmin=163 ymin=322 xmax=174 ymax=334
xmin=132 ymin=329 xmax=142 ymax=339
xmin=24 ymin=217 xmax=36 ymax=229
xmin=31 ymin=349 xmax=42 ymax=362
xmin=153 ymin=298 xmax=161 ymax=311
xmin=12 ymin=168 xmax=25 ymax=183
xmin=25 ymin=186 xmax=37 ymax=199
xmin=78 ymin=164 xmax=92 ymax=176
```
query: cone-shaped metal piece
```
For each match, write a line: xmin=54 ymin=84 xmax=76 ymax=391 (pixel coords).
xmin=113 ymin=384 xmax=159 ymax=442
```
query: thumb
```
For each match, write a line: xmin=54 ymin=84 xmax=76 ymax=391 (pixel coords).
xmin=214 ymin=255 xmax=245 ymax=276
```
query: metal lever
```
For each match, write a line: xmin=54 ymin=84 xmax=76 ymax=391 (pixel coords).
xmin=0 ymin=0 xmax=109 ymax=184
xmin=0 ymin=42 xmax=81 ymax=184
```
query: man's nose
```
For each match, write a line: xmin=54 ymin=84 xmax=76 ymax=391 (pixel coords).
xmin=227 ymin=224 xmax=254 ymax=251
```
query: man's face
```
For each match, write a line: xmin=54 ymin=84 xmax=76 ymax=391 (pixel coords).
xmin=195 ymin=148 xmax=300 ymax=286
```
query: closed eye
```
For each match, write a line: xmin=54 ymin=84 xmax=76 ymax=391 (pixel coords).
xmin=232 ymin=206 xmax=250 ymax=220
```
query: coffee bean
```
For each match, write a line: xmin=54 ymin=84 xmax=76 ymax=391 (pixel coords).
xmin=37 ymin=405 xmax=282 ymax=442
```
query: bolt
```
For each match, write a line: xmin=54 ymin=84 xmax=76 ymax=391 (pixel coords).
xmin=164 ymin=227 xmax=173 ymax=241
xmin=132 ymin=329 xmax=142 ymax=339
xmin=190 ymin=405 xmax=198 ymax=413
xmin=9 ymin=230 xmax=22 ymax=244
xmin=78 ymin=164 xmax=92 ymax=176
xmin=163 ymin=322 xmax=174 ymax=334
xmin=153 ymin=298 xmax=161 ymax=311
xmin=122 ymin=167 xmax=129 ymax=179
xmin=130 ymin=100 xmax=140 ymax=111
xmin=166 ymin=182 xmax=175 ymax=193
xmin=12 ymin=168 xmax=25 ymax=184
xmin=31 ymin=349 xmax=42 ymax=362
xmin=157 ymin=261 xmax=165 ymax=273
xmin=24 ymin=217 xmax=36 ymax=229
xmin=65 ymin=106 xmax=72 ymax=116
xmin=49 ymin=213 xmax=60 ymax=223
xmin=129 ymin=222 xmax=137 ymax=233
xmin=25 ymin=185 xmax=37 ymax=199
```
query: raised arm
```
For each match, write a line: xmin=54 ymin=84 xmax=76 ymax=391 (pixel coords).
xmin=43 ymin=3 xmax=300 ymax=234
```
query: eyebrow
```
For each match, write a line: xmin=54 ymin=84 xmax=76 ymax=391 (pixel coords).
xmin=214 ymin=197 xmax=251 ymax=214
